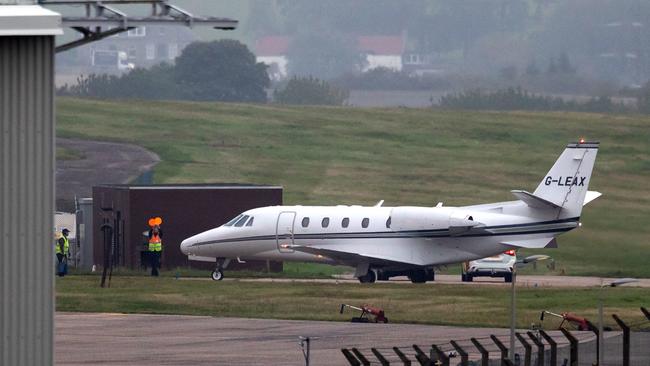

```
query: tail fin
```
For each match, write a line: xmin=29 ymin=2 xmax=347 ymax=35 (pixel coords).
xmin=531 ymin=141 xmax=599 ymax=218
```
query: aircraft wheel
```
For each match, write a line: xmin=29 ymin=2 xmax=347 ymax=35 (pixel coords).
xmin=462 ymin=274 xmax=473 ymax=282
xmin=504 ymin=273 xmax=513 ymax=283
xmin=211 ymin=269 xmax=224 ymax=281
xmin=409 ymin=270 xmax=427 ymax=284
xmin=358 ymin=270 xmax=376 ymax=283
xmin=377 ymin=271 xmax=390 ymax=281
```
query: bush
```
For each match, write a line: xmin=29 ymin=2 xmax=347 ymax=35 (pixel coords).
xmin=58 ymin=63 xmax=177 ymax=100
xmin=273 ymin=76 xmax=349 ymax=105
xmin=439 ymin=87 xmax=628 ymax=113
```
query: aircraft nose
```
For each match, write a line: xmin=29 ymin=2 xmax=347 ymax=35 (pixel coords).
xmin=180 ymin=238 xmax=194 ymax=255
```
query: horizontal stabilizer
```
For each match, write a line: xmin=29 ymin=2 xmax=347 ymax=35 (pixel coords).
xmin=501 ymin=237 xmax=557 ymax=249
xmin=511 ymin=190 xmax=561 ymax=209
xmin=583 ymin=191 xmax=602 ymax=206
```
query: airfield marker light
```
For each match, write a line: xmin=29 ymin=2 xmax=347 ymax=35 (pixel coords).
xmin=579 ymin=137 xmax=586 ymax=144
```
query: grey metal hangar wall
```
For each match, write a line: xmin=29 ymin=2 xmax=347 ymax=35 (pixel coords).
xmin=92 ymin=184 xmax=283 ymax=271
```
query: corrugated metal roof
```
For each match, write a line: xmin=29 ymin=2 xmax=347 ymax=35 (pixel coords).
xmin=0 ymin=5 xmax=62 ymax=35
xmin=95 ymin=183 xmax=283 ymax=190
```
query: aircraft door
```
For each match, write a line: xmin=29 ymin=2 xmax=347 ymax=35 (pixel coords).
xmin=276 ymin=211 xmax=296 ymax=253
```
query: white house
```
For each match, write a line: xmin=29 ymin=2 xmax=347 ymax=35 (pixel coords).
xmin=255 ymin=34 xmax=405 ymax=80
xmin=357 ymin=35 xmax=404 ymax=72
xmin=255 ymin=36 xmax=290 ymax=81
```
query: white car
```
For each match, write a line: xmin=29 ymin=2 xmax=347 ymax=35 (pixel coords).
xmin=462 ymin=250 xmax=516 ymax=283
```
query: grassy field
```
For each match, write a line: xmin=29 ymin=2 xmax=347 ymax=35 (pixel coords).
xmin=56 ymin=275 xmax=650 ymax=329
xmin=56 ymin=98 xmax=650 ymax=277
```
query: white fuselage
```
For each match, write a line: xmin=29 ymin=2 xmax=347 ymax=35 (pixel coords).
xmin=180 ymin=141 xmax=598 ymax=277
xmin=180 ymin=202 xmax=578 ymax=270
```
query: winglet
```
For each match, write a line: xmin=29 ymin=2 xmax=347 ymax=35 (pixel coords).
xmin=374 ymin=200 xmax=384 ymax=207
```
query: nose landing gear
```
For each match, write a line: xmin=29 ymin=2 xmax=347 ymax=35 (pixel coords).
xmin=210 ymin=258 xmax=231 ymax=281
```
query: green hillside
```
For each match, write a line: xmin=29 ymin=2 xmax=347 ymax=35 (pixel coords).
xmin=56 ymin=98 xmax=650 ymax=277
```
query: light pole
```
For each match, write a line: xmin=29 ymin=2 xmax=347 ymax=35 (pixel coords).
xmin=510 ymin=254 xmax=551 ymax=360
xmin=597 ymin=278 xmax=638 ymax=365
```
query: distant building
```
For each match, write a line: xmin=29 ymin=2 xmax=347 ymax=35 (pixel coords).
xmin=57 ymin=25 xmax=196 ymax=74
xmin=357 ymin=35 xmax=404 ymax=72
xmin=255 ymin=34 xmax=406 ymax=80
xmin=255 ymin=36 xmax=290 ymax=81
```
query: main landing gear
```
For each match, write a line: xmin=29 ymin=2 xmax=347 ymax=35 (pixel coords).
xmin=211 ymin=269 xmax=224 ymax=281
xmin=357 ymin=268 xmax=435 ymax=283
xmin=358 ymin=270 xmax=376 ymax=283
xmin=210 ymin=258 xmax=231 ymax=281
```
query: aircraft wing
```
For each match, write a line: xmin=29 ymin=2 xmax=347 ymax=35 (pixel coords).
xmin=289 ymin=244 xmax=421 ymax=266
xmin=500 ymin=237 xmax=558 ymax=248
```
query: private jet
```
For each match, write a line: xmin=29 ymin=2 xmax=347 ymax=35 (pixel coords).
xmin=181 ymin=141 xmax=600 ymax=283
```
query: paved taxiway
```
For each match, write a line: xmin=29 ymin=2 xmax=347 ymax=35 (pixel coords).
xmin=186 ymin=274 xmax=650 ymax=288
xmin=56 ymin=312 xmax=648 ymax=365
xmin=54 ymin=312 xmax=535 ymax=365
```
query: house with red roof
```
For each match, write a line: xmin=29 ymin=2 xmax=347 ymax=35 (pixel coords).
xmin=255 ymin=34 xmax=405 ymax=80
xmin=255 ymin=36 xmax=290 ymax=80
xmin=357 ymin=35 xmax=405 ymax=72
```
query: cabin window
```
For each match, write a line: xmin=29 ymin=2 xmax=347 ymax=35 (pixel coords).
xmin=224 ymin=214 xmax=242 ymax=227
xmin=342 ymin=217 xmax=349 ymax=228
xmin=234 ymin=215 xmax=249 ymax=227
xmin=362 ymin=218 xmax=370 ymax=228
xmin=302 ymin=217 xmax=310 ymax=227
xmin=245 ymin=217 xmax=254 ymax=227
xmin=386 ymin=217 xmax=391 ymax=228
xmin=322 ymin=217 xmax=330 ymax=228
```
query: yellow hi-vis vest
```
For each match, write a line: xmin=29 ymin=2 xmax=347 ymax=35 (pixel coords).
xmin=55 ymin=236 xmax=69 ymax=255
xmin=148 ymin=234 xmax=162 ymax=252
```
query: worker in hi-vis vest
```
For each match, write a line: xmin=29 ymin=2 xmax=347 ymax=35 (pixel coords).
xmin=55 ymin=228 xmax=70 ymax=277
xmin=148 ymin=224 xmax=163 ymax=276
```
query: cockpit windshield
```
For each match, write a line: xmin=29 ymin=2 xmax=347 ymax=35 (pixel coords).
xmin=234 ymin=215 xmax=250 ymax=227
xmin=222 ymin=214 xmax=254 ymax=228
xmin=223 ymin=214 xmax=243 ymax=227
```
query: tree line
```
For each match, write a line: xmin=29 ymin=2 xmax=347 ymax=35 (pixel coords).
xmin=58 ymin=40 xmax=349 ymax=106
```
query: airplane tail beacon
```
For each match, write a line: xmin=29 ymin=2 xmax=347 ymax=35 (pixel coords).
xmin=528 ymin=140 xmax=600 ymax=219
